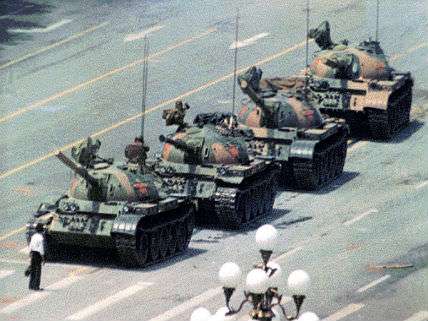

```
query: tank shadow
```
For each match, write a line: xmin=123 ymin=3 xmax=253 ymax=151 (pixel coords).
xmin=387 ymin=120 xmax=424 ymax=144
xmin=0 ymin=1 xmax=53 ymax=49
xmin=193 ymin=208 xmax=294 ymax=240
xmin=47 ymin=246 xmax=206 ymax=271
xmin=278 ymin=170 xmax=359 ymax=195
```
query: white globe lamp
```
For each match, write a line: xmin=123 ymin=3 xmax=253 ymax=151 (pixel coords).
xmin=266 ymin=261 xmax=282 ymax=289
xmin=255 ymin=225 xmax=278 ymax=265
xmin=298 ymin=312 xmax=320 ymax=321
xmin=246 ymin=269 xmax=269 ymax=294
xmin=219 ymin=262 xmax=242 ymax=289
xmin=287 ymin=270 xmax=311 ymax=295
xmin=191 ymin=307 xmax=212 ymax=321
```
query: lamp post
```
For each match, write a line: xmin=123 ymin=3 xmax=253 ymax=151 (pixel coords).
xmin=190 ymin=224 xmax=319 ymax=321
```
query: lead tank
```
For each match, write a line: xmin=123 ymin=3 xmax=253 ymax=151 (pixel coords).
xmin=306 ymin=21 xmax=413 ymax=139
xmin=26 ymin=138 xmax=195 ymax=267
xmin=153 ymin=103 xmax=279 ymax=229
xmin=236 ymin=66 xmax=349 ymax=190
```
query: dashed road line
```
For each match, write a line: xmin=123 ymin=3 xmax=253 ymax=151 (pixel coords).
xmin=0 ymin=22 xmax=109 ymax=71
xmin=0 ymin=28 xmax=216 ymax=124
xmin=403 ymin=311 xmax=428 ymax=321
xmin=347 ymin=141 xmax=368 ymax=155
xmin=9 ymin=19 xmax=73 ymax=33
xmin=0 ymin=226 xmax=26 ymax=242
xmin=66 ymin=281 xmax=153 ymax=320
xmin=230 ymin=32 xmax=270 ymax=49
xmin=147 ymin=287 xmax=223 ymax=321
xmin=274 ymin=246 xmax=303 ymax=262
xmin=356 ymin=275 xmax=390 ymax=293
xmin=343 ymin=209 xmax=378 ymax=226
xmin=124 ymin=25 xmax=165 ymax=42
xmin=0 ymin=270 xmax=14 ymax=280
xmin=0 ymin=275 xmax=84 ymax=314
xmin=322 ymin=303 xmax=364 ymax=321
xmin=415 ymin=181 xmax=428 ymax=190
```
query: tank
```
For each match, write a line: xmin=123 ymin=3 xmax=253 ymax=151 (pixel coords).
xmin=306 ymin=21 xmax=413 ymax=139
xmin=26 ymin=138 xmax=195 ymax=267
xmin=153 ymin=102 xmax=279 ymax=229
xmin=236 ymin=66 xmax=349 ymax=190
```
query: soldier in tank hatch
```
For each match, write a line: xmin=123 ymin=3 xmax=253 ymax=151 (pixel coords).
xmin=162 ymin=100 xmax=190 ymax=131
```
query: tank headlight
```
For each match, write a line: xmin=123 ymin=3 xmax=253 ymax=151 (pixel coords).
xmin=122 ymin=206 xmax=129 ymax=213
xmin=218 ymin=167 xmax=227 ymax=176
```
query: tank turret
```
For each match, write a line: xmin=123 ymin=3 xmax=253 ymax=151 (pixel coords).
xmin=308 ymin=20 xmax=392 ymax=80
xmin=237 ymin=67 xmax=324 ymax=129
xmin=159 ymin=117 xmax=250 ymax=166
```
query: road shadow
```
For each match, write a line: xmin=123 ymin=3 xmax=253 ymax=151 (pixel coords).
xmin=279 ymin=171 xmax=359 ymax=195
xmin=0 ymin=1 xmax=53 ymax=50
xmin=47 ymin=245 xmax=206 ymax=271
xmin=193 ymin=208 xmax=312 ymax=243
xmin=387 ymin=120 xmax=424 ymax=144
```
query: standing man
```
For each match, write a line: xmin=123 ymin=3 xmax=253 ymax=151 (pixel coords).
xmin=28 ymin=223 xmax=45 ymax=290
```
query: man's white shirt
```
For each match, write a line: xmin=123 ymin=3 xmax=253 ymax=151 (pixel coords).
xmin=29 ymin=233 xmax=45 ymax=256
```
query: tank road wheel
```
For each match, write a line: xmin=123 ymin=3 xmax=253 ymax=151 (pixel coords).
xmin=136 ymin=232 xmax=150 ymax=266
xmin=175 ymin=223 xmax=187 ymax=252
xmin=159 ymin=227 xmax=169 ymax=260
xmin=149 ymin=230 xmax=161 ymax=262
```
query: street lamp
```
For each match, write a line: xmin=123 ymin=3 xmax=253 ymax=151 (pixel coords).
xmin=190 ymin=224 xmax=319 ymax=321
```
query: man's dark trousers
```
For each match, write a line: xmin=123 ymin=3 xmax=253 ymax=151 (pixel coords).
xmin=29 ymin=251 xmax=42 ymax=290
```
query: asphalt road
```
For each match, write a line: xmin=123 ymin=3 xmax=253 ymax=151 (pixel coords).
xmin=0 ymin=0 xmax=427 ymax=321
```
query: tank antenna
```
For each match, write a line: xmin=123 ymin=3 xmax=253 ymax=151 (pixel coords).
xmin=232 ymin=9 xmax=240 ymax=114
xmin=304 ymin=0 xmax=310 ymax=87
xmin=141 ymin=36 xmax=149 ymax=141
xmin=375 ymin=0 xmax=380 ymax=42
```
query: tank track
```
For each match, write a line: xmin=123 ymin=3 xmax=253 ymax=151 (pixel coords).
xmin=204 ymin=171 xmax=278 ymax=230
xmin=286 ymin=129 xmax=348 ymax=190
xmin=114 ymin=205 xmax=195 ymax=268
xmin=366 ymin=82 xmax=413 ymax=140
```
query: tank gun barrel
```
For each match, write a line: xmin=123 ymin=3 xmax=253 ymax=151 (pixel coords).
xmin=159 ymin=135 xmax=197 ymax=154
xmin=56 ymin=151 xmax=99 ymax=187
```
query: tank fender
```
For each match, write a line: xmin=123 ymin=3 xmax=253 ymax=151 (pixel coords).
xmin=112 ymin=214 xmax=142 ymax=236
xmin=359 ymin=84 xmax=390 ymax=112
xmin=289 ymin=140 xmax=319 ymax=160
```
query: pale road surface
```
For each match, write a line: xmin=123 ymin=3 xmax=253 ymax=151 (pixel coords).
xmin=0 ymin=0 xmax=427 ymax=321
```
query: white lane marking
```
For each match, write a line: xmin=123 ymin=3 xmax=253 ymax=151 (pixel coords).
xmin=124 ymin=25 xmax=165 ymax=42
xmin=322 ymin=303 xmax=364 ymax=321
xmin=0 ymin=270 xmax=14 ymax=279
xmin=19 ymin=246 xmax=29 ymax=254
xmin=415 ymin=181 xmax=428 ymax=190
xmin=230 ymin=32 xmax=269 ymax=49
xmin=347 ymin=141 xmax=368 ymax=154
xmin=1 ymin=275 xmax=84 ymax=314
xmin=356 ymin=275 xmax=390 ymax=293
xmin=148 ymin=287 xmax=223 ymax=321
xmin=9 ymin=19 xmax=73 ymax=33
xmin=66 ymin=281 xmax=153 ymax=320
xmin=404 ymin=311 xmax=428 ymax=321
xmin=274 ymin=247 xmax=303 ymax=262
xmin=343 ymin=209 xmax=378 ymax=226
